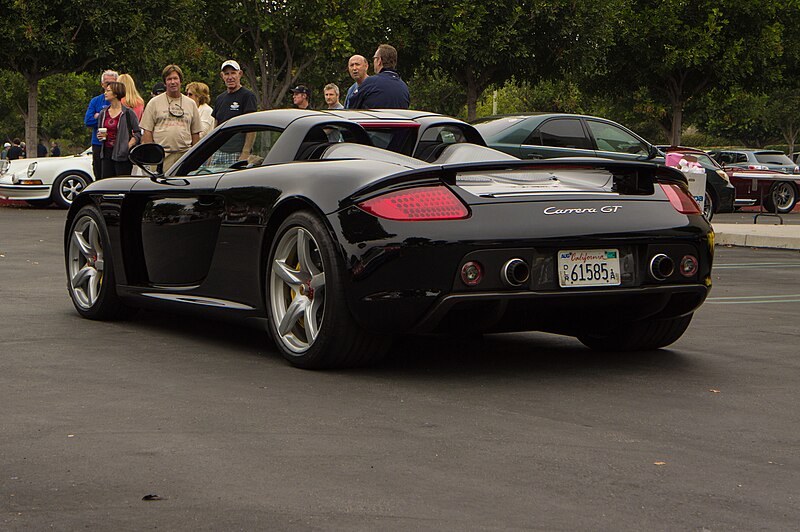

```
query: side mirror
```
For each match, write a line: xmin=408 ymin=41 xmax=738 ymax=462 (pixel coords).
xmin=129 ymin=143 xmax=165 ymax=177
xmin=646 ymin=144 xmax=661 ymax=160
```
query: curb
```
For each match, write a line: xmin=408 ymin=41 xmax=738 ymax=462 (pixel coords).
xmin=713 ymin=223 xmax=800 ymax=251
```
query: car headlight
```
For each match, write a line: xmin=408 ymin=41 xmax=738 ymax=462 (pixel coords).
xmin=27 ymin=162 xmax=37 ymax=178
xmin=716 ymin=169 xmax=730 ymax=183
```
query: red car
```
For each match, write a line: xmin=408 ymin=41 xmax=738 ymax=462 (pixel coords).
xmin=709 ymin=149 xmax=800 ymax=213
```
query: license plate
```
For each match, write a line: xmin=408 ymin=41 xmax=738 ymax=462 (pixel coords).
xmin=558 ymin=249 xmax=621 ymax=288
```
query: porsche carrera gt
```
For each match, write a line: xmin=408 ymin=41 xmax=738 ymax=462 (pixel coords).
xmin=64 ymin=109 xmax=714 ymax=368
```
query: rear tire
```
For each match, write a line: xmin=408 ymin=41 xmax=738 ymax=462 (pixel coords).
xmin=266 ymin=211 xmax=389 ymax=369
xmin=577 ymin=313 xmax=693 ymax=352
xmin=52 ymin=172 xmax=91 ymax=208
xmin=763 ymin=181 xmax=797 ymax=214
xmin=66 ymin=205 xmax=134 ymax=320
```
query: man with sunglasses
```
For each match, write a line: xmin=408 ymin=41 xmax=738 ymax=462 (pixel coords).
xmin=141 ymin=64 xmax=202 ymax=171
xmin=347 ymin=44 xmax=409 ymax=109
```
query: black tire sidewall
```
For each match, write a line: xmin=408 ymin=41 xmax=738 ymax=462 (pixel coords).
xmin=66 ymin=205 xmax=123 ymax=319
xmin=53 ymin=172 xmax=91 ymax=209
xmin=266 ymin=211 xmax=348 ymax=367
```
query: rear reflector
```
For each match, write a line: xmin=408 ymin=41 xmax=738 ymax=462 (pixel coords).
xmin=358 ymin=186 xmax=469 ymax=221
xmin=660 ymin=183 xmax=702 ymax=214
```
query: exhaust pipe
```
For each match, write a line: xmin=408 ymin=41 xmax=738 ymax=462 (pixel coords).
xmin=501 ymin=258 xmax=530 ymax=287
xmin=649 ymin=254 xmax=674 ymax=281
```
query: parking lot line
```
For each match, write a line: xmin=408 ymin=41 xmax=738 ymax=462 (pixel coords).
xmin=714 ymin=262 xmax=800 ymax=269
xmin=706 ymin=294 xmax=800 ymax=304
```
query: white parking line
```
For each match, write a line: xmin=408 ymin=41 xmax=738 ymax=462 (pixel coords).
xmin=706 ymin=294 xmax=800 ymax=304
xmin=714 ymin=262 xmax=800 ymax=269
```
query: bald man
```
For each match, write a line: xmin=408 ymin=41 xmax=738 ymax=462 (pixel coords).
xmin=344 ymin=55 xmax=369 ymax=109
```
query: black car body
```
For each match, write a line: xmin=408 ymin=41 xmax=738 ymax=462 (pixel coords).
xmin=64 ymin=109 xmax=714 ymax=369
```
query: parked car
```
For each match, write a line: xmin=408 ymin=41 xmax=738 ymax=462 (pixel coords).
xmin=708 ymin=149 xmax=799 ymax=213
xmin=64 ymin=109 xmax=713 ymax=369
xmin=708 ymin=149 xmax=799 ymax=174
xmin=656 ymin=146 xmax=736 ymax=218
xmin=0 ymin=148 xmax=94 ymax=208
xmin=473 ymin=113 xmax=661 ymax=162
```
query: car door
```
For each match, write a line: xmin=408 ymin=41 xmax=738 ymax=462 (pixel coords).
xmin=128 ymin=127 xmax=279 ymax=286
xmin=519 ymin=117 xmax=595 ymax=159
xmin=584 ymin=119 xmax=651 ymax=161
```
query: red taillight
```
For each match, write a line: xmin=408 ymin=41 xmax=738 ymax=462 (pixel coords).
xmin=358 ymin=186 xmax=469 ymax=221
xmin=660 ymin=183 xmax=702 ymax=214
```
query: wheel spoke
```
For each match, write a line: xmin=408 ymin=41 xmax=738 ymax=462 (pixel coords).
xmin=71 ymin=266 xmax=94 ymax=289
xmin=278 ymin=295 xmax=309 ymax=336
xmin=273 ymin=258 xmax=307 ymax=287
xmin=305 ymin=298 xmax=321 ymax=340
xmin=297 ymin=229 xmax=320 ymax=276
xmin=87 ymin=270 xmax=100 ymax=303
xmin=310 ymin=271 xmax=325 ymax=291
xmin=74 ymin=230 xmax=94 ymax=257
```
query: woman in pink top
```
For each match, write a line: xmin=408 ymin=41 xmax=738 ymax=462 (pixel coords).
xmin=119 ymin=73 xmax=145 ymax=121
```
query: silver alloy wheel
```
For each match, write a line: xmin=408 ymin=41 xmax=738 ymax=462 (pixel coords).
xmin=67 ymin=215 xmax=104 ymax=309
xmin=60 ymin=175 xmax=86 ymax=204
xmin=772 ymin=182 xmax=796 ymax=212
xmin=269 ymin=226 xmax=326 ymax=354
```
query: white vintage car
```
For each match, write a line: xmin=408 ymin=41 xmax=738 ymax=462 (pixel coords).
xmin=0 ymin=149 xmax=95 ymax=208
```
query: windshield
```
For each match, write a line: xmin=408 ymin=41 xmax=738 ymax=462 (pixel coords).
xmin=675 ymin=151 xmax=720 ymax=171
xmin=755 ymin=152 xmax=794 ymax=165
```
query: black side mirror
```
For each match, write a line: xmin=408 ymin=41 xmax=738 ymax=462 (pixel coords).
xmin=646 ymin=144 xmax=661 ymax=160
xmin=129 ymin=143 xmax=165 ymax=177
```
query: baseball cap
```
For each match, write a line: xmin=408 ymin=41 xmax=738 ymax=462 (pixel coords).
xmin=221 ymin=60 xmax=241 ymax=71
xmin=152 ymin=81 xmax=166 ymax=95
xmin=3 ymin=142 xmax=10 ymax=148
xmin=290 ymin=85 xmax=311 ymax=96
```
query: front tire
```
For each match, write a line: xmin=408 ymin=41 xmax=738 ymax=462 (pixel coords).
xmin=52 ymin=172 xmax=91 ymax=208
xmin=703 ymin=187 xmax=715 ymax=220
xmin=577 ymin=313 xmax=693 ymax=352
xmin=266 ymin=211 xmax=389 ymax=369
xmin=66 ymin=205 xmax=132 ymax=320
xmin=763 ymin=181 xmax=797 ymax=214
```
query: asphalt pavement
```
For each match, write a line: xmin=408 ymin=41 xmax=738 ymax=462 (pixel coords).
xmin=1 ymin=206 xmax=800 ymax=530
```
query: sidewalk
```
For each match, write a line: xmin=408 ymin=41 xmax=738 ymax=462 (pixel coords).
xmin=713 ymin=222 xmax=800 ymax=250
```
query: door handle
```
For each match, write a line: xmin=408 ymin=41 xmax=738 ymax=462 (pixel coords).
xmin=524 ymin=153 xmax=543 ymax=159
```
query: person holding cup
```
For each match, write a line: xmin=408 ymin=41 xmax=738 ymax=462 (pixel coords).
xmin=97 ymin=81 xmax=142 ymax=178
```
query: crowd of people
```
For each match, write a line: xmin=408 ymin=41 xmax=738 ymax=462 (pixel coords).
xmin=2 ymin=43 xmax=410 ymax=177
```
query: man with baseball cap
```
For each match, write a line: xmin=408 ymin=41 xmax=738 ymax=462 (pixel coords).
xmin=290 ymin=85 xmax=312 ymax=110
xmin=210 ymin=60 xmax=258 ymax=166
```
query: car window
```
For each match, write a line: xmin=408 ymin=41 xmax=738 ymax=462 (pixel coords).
xmin=585 ymin=121 xmax=648 ymax=155
xmin=178 ymin=127 xmax=283 ymax=176
xmin=733 ymin=153 xmax=748 ymax=164
xmin=676 ymin=152 xmax=719 ymax=170
xmin=755 ymin=152 xmax=794 ymax=165
xmin=472 ymin=117 xmax=526 ymax=139
xmin=362 ymin=126 xmax=418 ymax=155
xmin=528 ymin=119 xmax=592 ymax=149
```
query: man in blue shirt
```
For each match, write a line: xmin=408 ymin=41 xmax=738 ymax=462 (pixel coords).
xmin=84 ymin=70 xmax=119 ymax=180
xmin=348 ymin=44 xmax=409 ymax=110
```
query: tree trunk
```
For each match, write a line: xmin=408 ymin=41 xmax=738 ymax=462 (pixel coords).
xmin=25 ymin=74 xmax=40 ymax=157
xmin=466 ymin=77 xmax=478 ymax=122
xmin=670 ymin=100 xmax=682 ymax=146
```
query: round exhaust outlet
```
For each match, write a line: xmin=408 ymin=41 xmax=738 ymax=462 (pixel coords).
xmin=501 ymin=258 xmax=530 ymax=287
xmin=649 ymin=254 xmax=674 ymax=281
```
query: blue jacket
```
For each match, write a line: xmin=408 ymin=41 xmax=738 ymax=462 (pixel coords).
xmin=84 ymin=94 xmax=110 ymax=146
xmin=347 ymin=69 xmax=410 ymax=110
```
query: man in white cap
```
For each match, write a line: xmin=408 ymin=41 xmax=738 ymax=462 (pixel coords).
xmin=1 ymin=142 xmax=10 ymax=160
xmin=211 ymin=60 xmax=259 ymax=166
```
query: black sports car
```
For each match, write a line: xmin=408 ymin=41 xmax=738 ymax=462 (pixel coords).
xmin=64 ymin=109 xmax=714 ymax=369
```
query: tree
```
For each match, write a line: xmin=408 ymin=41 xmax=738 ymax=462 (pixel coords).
xmin=596 ymin=0 xmax=785 ymax=146
xmin=0 ymin=0 xmax=200 ymax=152
xmin=400 ymin=0 xmax=621 ymax=121
xmin=198 ymin=0 xmax=402 ymax=110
